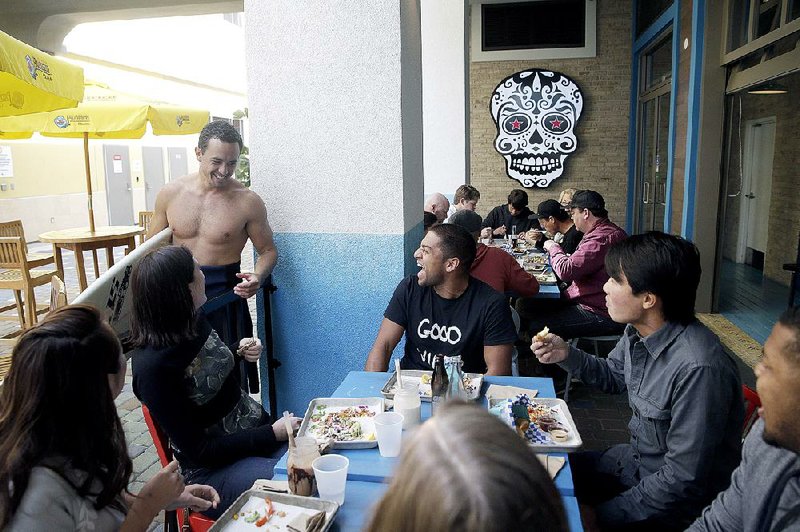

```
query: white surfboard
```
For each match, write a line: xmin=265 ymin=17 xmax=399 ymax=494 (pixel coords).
xmin=74 ymin=228 xmax=172 ymax=340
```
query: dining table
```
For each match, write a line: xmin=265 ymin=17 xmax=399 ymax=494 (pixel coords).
xmin=38 ymin=225 xmax=144 ymax=292
xmin=272 ymin=371 xmax=584 ymax=531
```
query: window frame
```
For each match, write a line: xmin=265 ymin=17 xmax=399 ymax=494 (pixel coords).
xmin=722 ymin=0 xmax=800 ymax=64
xmin=470 ymin=0 xmax=597 ymax=62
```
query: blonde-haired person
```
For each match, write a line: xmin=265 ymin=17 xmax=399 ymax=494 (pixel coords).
xmin=364 ymin=402 xmax=568 ymax=532
xmin=558 ymin=188 xmax=577 ymax=207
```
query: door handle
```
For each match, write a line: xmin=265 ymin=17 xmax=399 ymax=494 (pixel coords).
xmin=745 ymin=193 xmax=756 ymax=199
xmin=643 ymin=182 xmax=651 ymax=204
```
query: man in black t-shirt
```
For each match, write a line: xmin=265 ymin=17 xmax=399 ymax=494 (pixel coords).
xmin=480 ymin=189 xmax=540 ymax=239
xmin=365 ymin=224 xmax=516 ymax=374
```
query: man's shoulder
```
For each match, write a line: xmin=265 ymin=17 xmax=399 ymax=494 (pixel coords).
xmin=466 ymin=276 xmax=508 ymax=304
xmin=669 ymin=320 xmax=736 ymax=369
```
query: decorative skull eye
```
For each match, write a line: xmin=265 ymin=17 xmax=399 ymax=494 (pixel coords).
xmin=502 ymin=114 xmax=531 ymax=134
xmin=542 ymin=112 xmax=571 ymax=134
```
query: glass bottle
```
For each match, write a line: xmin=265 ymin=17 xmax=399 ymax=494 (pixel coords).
xmin=431 ymin=354 xmax=449 ymax=415
xmin=444 ymin=355 xmax=467 ymax=401
xmin=287 ymin=436 xmax=319 ymax=496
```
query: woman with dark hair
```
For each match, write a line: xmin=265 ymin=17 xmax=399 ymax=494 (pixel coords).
xmin=365 ymin=401 xmax=567 ymax=532
xmin=0 ymin=305 xmax=218 ymax=531
xmin=129 ymin=245 xmax=299 ymax=519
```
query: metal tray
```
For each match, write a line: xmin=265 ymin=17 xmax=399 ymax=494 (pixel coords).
xmin=381 ymin=370 xmax=483 ymax=402
xmin=488 ymin=396 xmax=583 ymax=453
xmin=297 ymin=397 xmax=383 ymax=449
xmin=209 ymin=488 xmax=338 ymax=531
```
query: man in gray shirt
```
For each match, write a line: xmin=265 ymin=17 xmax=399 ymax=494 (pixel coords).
xmin=689 ymin=308 xmax=800 ymax=532
xmin=533 ymin=232 xmax=743 ymax=530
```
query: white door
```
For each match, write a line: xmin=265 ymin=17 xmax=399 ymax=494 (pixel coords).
xmin=142 ymin=147 xmax=165 ymax=210
xmin=103 ymin=145 xmax=135 ymax=226
xmin=737 ymin=118 xmax=776 ymax=262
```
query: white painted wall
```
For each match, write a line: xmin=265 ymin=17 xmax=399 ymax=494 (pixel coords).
xmin=421 ymin=0 xmax=467 ymax=197
xmin=246 ymin=0 xmax=423 ymax=235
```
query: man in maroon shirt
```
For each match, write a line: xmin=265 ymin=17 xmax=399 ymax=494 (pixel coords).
xmin=517 ymin=190 xmax=627 ymax=340
xmin=449 ymin=209 xmax=540 ymax=298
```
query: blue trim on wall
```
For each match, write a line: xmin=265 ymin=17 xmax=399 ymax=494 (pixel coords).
xmin=627 ymin=2 xmax=679 ymax=235
xmin=258 ymin=231 xmax=412 ymax=416
xmin=625 ymin=2 xmax=640 ymax=234
xmin=633 ymin=4 xmax=678 ymax=53
xmin=663 ymin=2 xmax=680 ymax=233
xmin=682 ymin=0 xmax=705 ymax=239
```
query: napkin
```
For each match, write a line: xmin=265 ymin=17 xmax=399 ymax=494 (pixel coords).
xmin=485 ymin=384 xmax=538 ymax=400
xmin=536 ymin=455 xmax=566 ymax=479
xmin=287 ymin=510 xmax=326 ymax=532
xmin=251 ymin=479 xmax=289 ymax=493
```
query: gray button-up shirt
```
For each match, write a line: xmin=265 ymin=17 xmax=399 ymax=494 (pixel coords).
xmin=560 ymin=320 xmax=744 ymax=526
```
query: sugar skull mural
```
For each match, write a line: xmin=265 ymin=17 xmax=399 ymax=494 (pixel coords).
xmin=491 ymin=70 xmax=584 ymax=188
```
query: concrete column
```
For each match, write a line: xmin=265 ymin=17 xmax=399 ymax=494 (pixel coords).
xmin=421 ymin=0 xmax=468 ymax=195
xmin=246 ymin=0 xmax=424 ymax=414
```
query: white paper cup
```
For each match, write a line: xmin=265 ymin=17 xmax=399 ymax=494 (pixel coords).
xmin=312 ymin=454 xmax=349 ymax=505
xmin=373 ymin=412 xmax=404 ymax=457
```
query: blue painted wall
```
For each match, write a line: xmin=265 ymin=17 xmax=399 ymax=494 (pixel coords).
xmin=258 ymin=227 xmax=421 ymax=416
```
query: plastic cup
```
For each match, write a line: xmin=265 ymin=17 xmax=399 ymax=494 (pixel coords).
xmin=312 ymin=454 xmax=349 ymax=505
xmin=373 ymin=412 xmax=404 ymax=457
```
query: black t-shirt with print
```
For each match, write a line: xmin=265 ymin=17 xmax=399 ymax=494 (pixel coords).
xmin=384 ymin=275 xmax=518 ymax=373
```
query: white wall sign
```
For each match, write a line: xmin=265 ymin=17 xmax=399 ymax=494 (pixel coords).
xmin=490 ymin=69 xmax=584 ymax=188
xmin=0 ymin=146 xmax=13 ymax=178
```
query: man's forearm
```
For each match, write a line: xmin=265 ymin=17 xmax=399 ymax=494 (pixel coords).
xmin=365 ymin=347 xmax=390 ymax=371
xmin=254 ymin=248 xmax=277 ymax=284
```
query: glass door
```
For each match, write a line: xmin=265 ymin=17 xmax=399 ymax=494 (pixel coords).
xmin=634 ymin=30 xmax=673 ymax=233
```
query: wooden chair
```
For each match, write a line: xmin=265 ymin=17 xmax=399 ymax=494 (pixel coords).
xmin=141 ymin=405 xmax=216 ymax=532
xmin=0 ymin=237 xmax=60 ymax=330
xmin=0 ymin=275 xmax=67 ymax=381
xmin=0 ymin=220 xmax=56 ymax=269
xmin=138 ymin=211 xmax=154 ymax=244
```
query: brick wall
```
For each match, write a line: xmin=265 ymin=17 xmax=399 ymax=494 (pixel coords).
xmin=722 ymin=71 xmax=800 ymax=286
xmin=469 ymin=0 xmax=632 ymax=227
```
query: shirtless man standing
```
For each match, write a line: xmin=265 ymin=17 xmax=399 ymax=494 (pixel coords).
xmin=148 ymin=120 xmax=277 ymax=392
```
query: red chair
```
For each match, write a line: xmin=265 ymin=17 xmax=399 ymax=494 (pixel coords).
xmin=742 ymin=385 xmax=761 ymax=440
xmin=141 ymin=404 xmax=216 ymax=532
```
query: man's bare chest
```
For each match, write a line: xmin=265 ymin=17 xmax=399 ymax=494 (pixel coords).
xmin=167 ymin=192 xmax=248 ymax=241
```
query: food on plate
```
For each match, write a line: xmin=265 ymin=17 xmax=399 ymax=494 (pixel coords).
xmin=491 ymin=394 xmax=572 ymax=446
xmin=221 ymin=495 xmax=328 ymax=531
xmin=534 ymin=326 xmax=550 ymax=342
xmin=307 ymin=404 xmax=375 ymax=441
xmin=534 ymin=272 xmax=556 ymax=283
xmin=550 ymin=428 xmax=569 ymax=442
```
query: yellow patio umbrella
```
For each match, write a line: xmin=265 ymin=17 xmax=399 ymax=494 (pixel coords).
xmin=0 ymin=82 xmax=210 ymax=231
xmin=0 ymin=30 xmax=84 ymax=116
